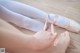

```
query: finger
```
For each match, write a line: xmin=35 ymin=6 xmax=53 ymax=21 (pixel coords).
xmin=63 ymin=31 xmax=70 ymax=46
xmin=51 ymin=33 xmax=57 ymax=39
xmin=50 ymin=33 xmax=58 ymax=44
xmin=53 ymin=31 xmax=70 ymax=46
xmin=43 ymin=33 xmax=57 ymax=49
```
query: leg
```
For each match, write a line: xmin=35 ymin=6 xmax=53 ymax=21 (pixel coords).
xmin=0 ymin=0 xmax=48 ymax=21
xmin=0 ymin=5 xmax=44 ymax=32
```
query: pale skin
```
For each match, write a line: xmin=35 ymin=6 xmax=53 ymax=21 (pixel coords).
xmin=0 ymin=19 xmax=70 ymax=53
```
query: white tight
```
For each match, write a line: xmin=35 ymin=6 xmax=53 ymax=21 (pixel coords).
xmin=0 ymin=0 xmax=48 ymax=32
xmin=0 ymin=0 xmax=48 ymax=21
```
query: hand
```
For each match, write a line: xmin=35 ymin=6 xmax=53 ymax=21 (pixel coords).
xmin=32 ymin=30 xmax=57 ymax=50
xmin=52 ymin=31 xmax=70 ymax=53
xmin=7 ymin=18 xmax=70 ymax=53
xmin=9 ymin=31 xmax=70 ymax=53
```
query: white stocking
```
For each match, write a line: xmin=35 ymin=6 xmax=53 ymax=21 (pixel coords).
xmin=0 ymin=5 xmax=44 ymax=32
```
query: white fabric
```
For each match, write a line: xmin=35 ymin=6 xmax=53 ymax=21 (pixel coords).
xmin=49 ymin=14 xmax=80 ymax=33
xmin=0 ymin=0 xmax=48 ymax=21
xmin=0 ymin=0 xmax=80 ymax=33
xmin=67 ymin=19 xmax=80 ymax=33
